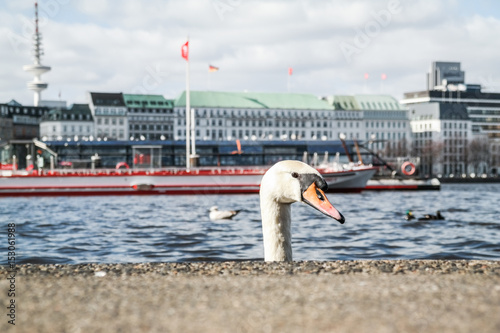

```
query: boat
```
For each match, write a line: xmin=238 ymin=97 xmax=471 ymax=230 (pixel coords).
xmin=318 ymin=164 xmax=378 ymax=193
xmin=0 ymin=163 xmax=377 ymax=197
xmin=344 ymin=141 xmax=441 ymax=191
xmin=0 ymin=137 xmax=383 ymax=196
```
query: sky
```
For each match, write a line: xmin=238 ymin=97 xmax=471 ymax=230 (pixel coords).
xmin=1 ymin=0 xmax=500 ymax=106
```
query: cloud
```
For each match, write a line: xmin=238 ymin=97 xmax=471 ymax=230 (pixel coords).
xmin=1 ymin=0 xmax=500 ymax=105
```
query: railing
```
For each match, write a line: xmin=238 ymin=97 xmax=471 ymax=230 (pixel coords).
xmin=1 ymin=165 xmax=271 ymax=177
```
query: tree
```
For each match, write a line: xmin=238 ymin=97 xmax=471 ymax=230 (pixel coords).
xmin=467 ymin=138 xmax=490 ymax=174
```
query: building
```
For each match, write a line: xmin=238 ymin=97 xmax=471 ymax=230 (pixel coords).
xmin=401 ymin=61 xmax=500 ymax=176
xmin=39 ymin=104 xmax=94 ymax=141
xmin=0 ymin=117 xmax=13 ymax=143
xmin=402 ymin=86 xmax=500 ymax=139
xmin=427 ymin=61 xmax=465 ymax=91
xmin=409 ymin=103 xmax=472 ymax=176
xmin=1 ymin=89 xmax=412 ymax=168
xmin=173 ymin=91 xmax=334 ymax=141
xmin=325 ymin=94 xmax=411 ymax=157
xmin=172 ymin=91 xmax=411 ymax=153
xmin=88 ymin=92 xmax=128 ymax=140
xmin=0 ymin=100 xmax=49 ymax=140
xmin=123 ymin=94 xmax=175 ymax=140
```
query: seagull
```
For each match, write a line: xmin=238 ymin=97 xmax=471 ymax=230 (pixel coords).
xmin=209 ymin=206 xmax=241 ymax=221
xmin=259 ymin=160 xmax=345 ymax=261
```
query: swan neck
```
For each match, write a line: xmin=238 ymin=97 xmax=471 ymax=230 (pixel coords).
xmin=261 ymin=200 xmax=292 ymax=261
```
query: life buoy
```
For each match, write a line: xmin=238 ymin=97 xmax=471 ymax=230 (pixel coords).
xmin=401 ymin=161 xmax=416 ymax=176
xmin=116 ymin=162 xmax=130 ymax=170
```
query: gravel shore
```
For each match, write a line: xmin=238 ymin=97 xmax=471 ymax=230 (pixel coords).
xmin=2 ymin=260 xmax=500 ymax=332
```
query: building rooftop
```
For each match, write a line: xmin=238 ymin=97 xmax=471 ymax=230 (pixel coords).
xmin=174 ymin=91 xmax=333 ymax=110
xmin=326 ymin=94 xmax=405 ymax=111
xmin=354 ymin=95 xmax=405 ymax=110
xmin=41 ymin=104 xmax=93 ymax=121
xmin=89 ymin=92 xmax=126 ymax=107
xmin=403 ymin=89 xmax=500 ymax=101
xmin=123 ymin=94 xmax=174 ymax=109
xmin=325 ymin=95 xmax=360 ymax=110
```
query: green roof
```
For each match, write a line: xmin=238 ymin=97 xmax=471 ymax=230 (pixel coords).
xmin=70 ymin=103 xmax=92 ymax=114
xmin=123 ymin=94 xmax=174 ymax=109
xmin=353 ymin=95 xmax=404 ymax=110
xmin=325 ymin=95 xmax=361 ymax=110
xmin=325 ymin=94 xmax=405 ymax=111
xmin=174 ymin=91 xmax=333 ymax=110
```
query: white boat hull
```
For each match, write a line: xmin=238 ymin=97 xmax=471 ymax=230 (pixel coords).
xmin=0 ymin=166 xmax=376 ymax=196
xmin=365 ymin=178 xmax=441 ymax=191
xmin=320 ymin=167 xmax=378 ymax=193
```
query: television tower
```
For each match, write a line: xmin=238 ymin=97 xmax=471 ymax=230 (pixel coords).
xmin=23 ymin=2 xmax=51 ymax=106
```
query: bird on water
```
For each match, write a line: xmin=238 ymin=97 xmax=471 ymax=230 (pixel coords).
xmin=209 ymin=206 xmax=241 ymax=221
xmin=418 ymin=210 xmax=445 ymax=221
xmin=259 ymin=160 xmax=345 ymax=262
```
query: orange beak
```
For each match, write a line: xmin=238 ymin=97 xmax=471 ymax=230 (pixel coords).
xmin=302 ymin=182 xmax=345 ymax=224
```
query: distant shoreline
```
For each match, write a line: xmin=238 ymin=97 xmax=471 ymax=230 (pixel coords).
xmin=439 ymin=177 xmax=500 ymax=183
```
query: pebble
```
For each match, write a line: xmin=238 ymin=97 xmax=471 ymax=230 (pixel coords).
xmin=4 ymin=259 xmax=500 ymax=332
xmin=3 ymin=259 xmax=500 ymax=278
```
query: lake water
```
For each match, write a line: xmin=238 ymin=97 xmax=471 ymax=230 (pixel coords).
xmin=2 ymin=183 xmax=499 ymax=264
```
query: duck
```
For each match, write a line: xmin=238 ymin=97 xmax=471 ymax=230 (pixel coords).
xmin=259 ymin=160 xmax=345 ymax=262
xmin=404 ymin=210 xmax=415 ymax=221
xmin=209 ymin=206 xmax=241 ymax=221
xmin=418 ymin=210 xmax=445 ymax=221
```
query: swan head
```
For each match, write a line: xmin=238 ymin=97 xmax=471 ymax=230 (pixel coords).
xmin=260 ymin=160 xmax=345 ymax=224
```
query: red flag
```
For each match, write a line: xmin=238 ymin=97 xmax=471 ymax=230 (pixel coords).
xmin=181 ymin=41 xmax=189 ymax=61
xmin=288 ymin=67 xmax=293 ymax=76
xmin=381 ymin=73 xmax=387 ymax=80
xmin=364 ymin=73 xmax=369 ymax=80
xmin=209 ymin=65 xmax=219 ymax=72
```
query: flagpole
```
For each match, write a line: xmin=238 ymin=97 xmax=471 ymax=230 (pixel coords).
xmin=191 ymin=107 xmax=196 ymax=164
xmin=287 ymin=72 xmax=290 ymax=93
xmin=287 ymin=67 xmax=292 ymax=93
xmin=184 ymin=39 xmax=191 ymax=171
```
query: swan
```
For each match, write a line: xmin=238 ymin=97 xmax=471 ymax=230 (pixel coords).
xmin=209 ymin=206 xmax=241 ymax=221
xmin=260 ymin=160 xmax=345 ymax=261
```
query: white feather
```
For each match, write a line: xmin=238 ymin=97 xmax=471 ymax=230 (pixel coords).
xmin=260 ymin=160 xmax=322 ymax=262
xmin=209 ymin=206 xmax=240 ymax=221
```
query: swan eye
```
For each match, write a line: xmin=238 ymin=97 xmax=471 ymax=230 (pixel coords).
xmin=316 ymin=189 xmax=325 ymax=201
xmin=291 ymin=172 xmax=299 ymax=178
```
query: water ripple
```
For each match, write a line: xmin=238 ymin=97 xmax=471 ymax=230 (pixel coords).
xmin=1 ymin=183 xmax=499 ymax=264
